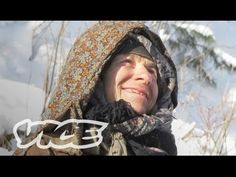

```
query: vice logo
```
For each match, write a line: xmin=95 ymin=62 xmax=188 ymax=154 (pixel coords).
xmin=13 ymin=119 xmax=108 ymax=150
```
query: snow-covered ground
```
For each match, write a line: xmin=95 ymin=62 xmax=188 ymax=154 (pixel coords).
xmin=0 ymin=78 xmax=45 ymax=134
xmin=172 ymin=119 xmax=236 ymax=155
xmin=0 ymin=147 xmax=14 ymax=155
xmin=0 ymin=21 xmax=236 ymax=155
xmin=0 ymin=78 xmax=44 ymax=155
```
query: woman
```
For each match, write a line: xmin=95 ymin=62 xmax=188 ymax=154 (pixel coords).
xmin=14 ymin=21 xmax=178 ymax=155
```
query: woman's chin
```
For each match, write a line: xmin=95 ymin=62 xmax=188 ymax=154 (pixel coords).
xmin=129 ymin=102 xmax=148 ymax=115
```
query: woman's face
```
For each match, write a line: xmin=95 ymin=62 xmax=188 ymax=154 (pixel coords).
xmin=104 ymin=53 xmax=159 ymax=114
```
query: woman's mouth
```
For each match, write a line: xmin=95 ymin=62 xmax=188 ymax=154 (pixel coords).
xmin=122 ymin=87 xmax=148 ymax=100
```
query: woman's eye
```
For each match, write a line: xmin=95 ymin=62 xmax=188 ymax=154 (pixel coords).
xmin=148 ymin=68 xmax=157 ymax=77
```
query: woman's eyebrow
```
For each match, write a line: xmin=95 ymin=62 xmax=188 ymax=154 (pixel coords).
xmin=146 ymin=62 xmax=157 ymax=70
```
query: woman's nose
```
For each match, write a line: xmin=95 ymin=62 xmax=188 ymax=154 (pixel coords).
xmin=134 ymin=65 xmax=152 ymax=85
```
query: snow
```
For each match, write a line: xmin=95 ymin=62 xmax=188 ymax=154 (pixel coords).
xmin=0 ymin=147 xmax=14 ymax=155
xmin=175 ymin=22 xmax=215 ymax=38
xmin=0 ymin=21 xmax=42 ymax=88
xmin=0 ymin=78 xmax=44 ymax=155
xmin=214 ymin=47 xmax=236 ymax=68
xmin=227 ymin=88 xmax=236 ymax=103
xmin=226 ymin=136 xmax=236 ymax=155
xmin=172 ymin=119 xmax=236 ymax=155
xmin=158 ymin=29 xmax=170 ymax=42
xmin=0 ymin=78 xmax=45 ymax=135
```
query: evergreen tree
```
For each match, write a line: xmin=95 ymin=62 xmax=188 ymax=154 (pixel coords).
xmin=147 ymin=21 xmax=236 ymax=87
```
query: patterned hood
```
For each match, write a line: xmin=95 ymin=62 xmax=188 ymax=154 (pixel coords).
xmin=41 ymin=21 xmax=178 ymax=126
